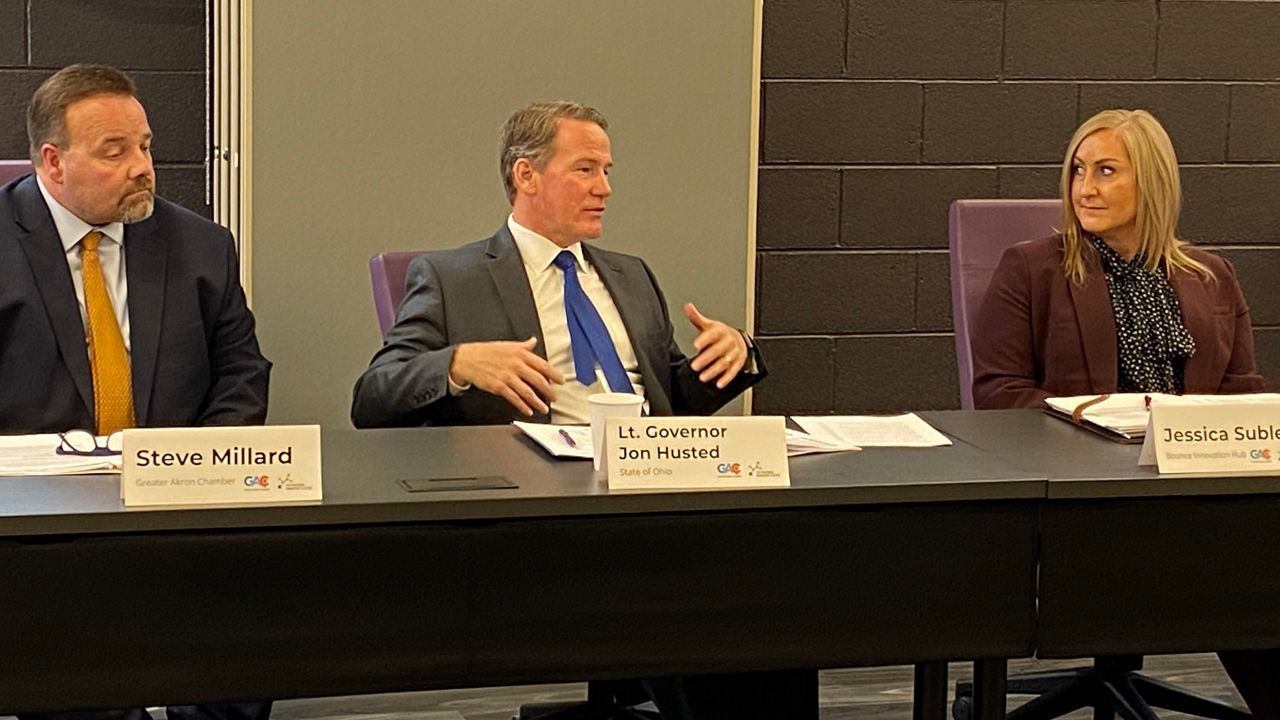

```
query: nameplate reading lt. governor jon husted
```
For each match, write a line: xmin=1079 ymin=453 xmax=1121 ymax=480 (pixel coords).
xmin=605 ymin=416 xmax=789 ymax=490
xmin=121 ymin=425 xmax=322 ymax=506
xmin=1142 ymin=399 xmax=1280 ymax=474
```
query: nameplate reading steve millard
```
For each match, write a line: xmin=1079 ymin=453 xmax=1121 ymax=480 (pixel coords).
xmin=122 ymin=425 xmax=322 ymax=506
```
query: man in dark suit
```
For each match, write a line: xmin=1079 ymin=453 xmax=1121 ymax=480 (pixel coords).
xmin=352 ymin=101 xmax=815 ymax=719
xmin=351 ymin=101 xmax=759 ymax=427
xmin=4 ymin=63 xmax=271 ymax=720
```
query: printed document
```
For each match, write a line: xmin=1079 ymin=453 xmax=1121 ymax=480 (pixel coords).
xmin=0 ymin=434 xmax=122 ymax=475
xmin=515 ymin=422 xmax=862 ymax=458
xmin=790 ymin=413 xmax=952 ymax=448
xmin=1045 ymin=392 xmax=1280 ymax=442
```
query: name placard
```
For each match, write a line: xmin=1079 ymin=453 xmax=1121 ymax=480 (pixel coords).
xmin=122 ymin=425 xmax=322 ymax=506
xmin=605 ymin=416 xmax=789 ymax=490
xmin=1143 ymin=400 xmax=1280 ymax=474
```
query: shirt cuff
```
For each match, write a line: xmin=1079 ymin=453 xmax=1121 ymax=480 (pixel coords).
xmin=447 ymin=374 xmax=471 ymax=396
xmin=740 ymin=331 xmax=759 ymax=375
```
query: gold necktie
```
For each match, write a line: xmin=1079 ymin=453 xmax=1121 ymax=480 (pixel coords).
xmin=81 ymin=231 xmax=135 ymax=434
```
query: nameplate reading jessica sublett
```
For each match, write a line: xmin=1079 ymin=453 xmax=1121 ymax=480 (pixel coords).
xmin=1140 ymin=395 xmax=1280 ymax=474
xmin=605 ymin=416 xmax=789 ymax=491
xmin=121 ymin=425 xmax=322 ymax=506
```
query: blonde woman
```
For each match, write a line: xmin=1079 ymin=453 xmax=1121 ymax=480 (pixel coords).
xmin=972 ymin=110 xmax=1277 ymax=714
xmin=972 ymin=108 xmax=1262 ymax=409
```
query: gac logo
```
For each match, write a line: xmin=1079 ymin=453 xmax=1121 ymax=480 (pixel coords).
xmin=243 ymin=475 xmax=270 ymax=487
xmin=1251 ymin=449 xmax=1272 ymax=461
xmin=716 ymin=463 xmax=741 ymax=475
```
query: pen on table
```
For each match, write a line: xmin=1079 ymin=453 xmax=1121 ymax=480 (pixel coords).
xmin=558 ymin=428 xmax=577 ymax=448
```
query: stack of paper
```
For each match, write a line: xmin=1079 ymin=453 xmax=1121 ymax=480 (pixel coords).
xmin=1044 ymin=393 xmax=1158 ymax=441
xmin=514 ymin=421 xmax=593 ymax=459
xmin=784 ymin=428 xmax=860 ymax=456
xmin=789 ymin=414 xmax=952 ymax=448
xmin=0 ymin=434 xmax=122 ymax=475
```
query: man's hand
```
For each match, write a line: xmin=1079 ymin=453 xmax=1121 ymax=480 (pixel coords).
xmin=449 ymin=338 xmax=564 ymax=415
xmin=684 ymin=303 xmax=748 ymax=389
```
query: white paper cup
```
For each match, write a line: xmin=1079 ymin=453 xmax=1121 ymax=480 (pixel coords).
xmin=588 ymin=392 xmax=645 ymax=472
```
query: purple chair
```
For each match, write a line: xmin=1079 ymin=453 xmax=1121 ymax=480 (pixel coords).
xmin=368 ymin=249 xmax=662 ymax=720
xmin=369 ymin=251 xmax=422 ymax=336
xmin=948 ymin=199 xmax=1060 ymax=410
xmin=948 ymin=200 xmax=1252 ymax=720
xmin=0 ymin=159 xmax=34 ymax=186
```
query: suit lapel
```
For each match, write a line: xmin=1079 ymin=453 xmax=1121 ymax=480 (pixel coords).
xmin=484 ymin=226 xmax=546 ymax=354
xmin=123 ymin=217 xmax=166 ymax=426
xmin=12 ymin=179 xmax=94 ymax=415
xmin=585 ymin=245 xmax=667 ymax=410
xmin=1169 ymin=269 xmax=1215 ymax=390
xmin=1068 ymin=248 xmax=1119 ymax=392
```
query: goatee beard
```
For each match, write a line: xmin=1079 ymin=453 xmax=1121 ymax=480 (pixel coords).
xmin=120 ymin=190 xmax=155 ymax=224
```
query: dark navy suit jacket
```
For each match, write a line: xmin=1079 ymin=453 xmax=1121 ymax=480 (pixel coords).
xmin=0 ymin=175 xmax=270 ymax=433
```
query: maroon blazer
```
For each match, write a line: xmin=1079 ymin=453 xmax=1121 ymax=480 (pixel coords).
xmin=972 ymin=235 xmax=1264 ymax=410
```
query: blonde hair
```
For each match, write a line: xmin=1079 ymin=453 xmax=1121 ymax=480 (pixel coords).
xmin=1058 ymin=108 xmax=1211 ymax=284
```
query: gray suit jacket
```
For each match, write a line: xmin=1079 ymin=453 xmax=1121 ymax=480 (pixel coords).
xmin=351 ymin=225 xmax=764 ymax=427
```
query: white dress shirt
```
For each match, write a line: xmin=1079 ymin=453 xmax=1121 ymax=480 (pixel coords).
xmin=508 ymin=216 xmax=646 ymax=424
xmin=36 ymin=177 xmax=131 ymax=353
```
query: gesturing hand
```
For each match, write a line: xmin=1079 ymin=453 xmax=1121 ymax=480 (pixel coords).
xmin=684 ymin=303 xmax=748 ymax=389
xmin=449 ymin=337 xmax=564 ymax=415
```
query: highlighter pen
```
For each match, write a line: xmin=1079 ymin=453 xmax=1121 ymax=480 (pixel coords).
xmin=558 ymin=428 xmax=578 ymax=448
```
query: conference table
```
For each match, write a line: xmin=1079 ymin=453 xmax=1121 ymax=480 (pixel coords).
xmin=0 ymin=417 xmax=1043 ymax=718
xmin=932 ymin=410 xmax=1280 ymax=662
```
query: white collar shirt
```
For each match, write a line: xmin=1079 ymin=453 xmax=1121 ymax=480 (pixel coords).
xmin=37 ymin=176 xmax=130 ymax=353
xmin=507 ymin=215 xmax=645 ymax=425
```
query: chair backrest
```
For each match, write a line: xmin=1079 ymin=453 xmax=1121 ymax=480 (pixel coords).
xmin=369 ymin=251 xmax=423 ymax=336
xmin=949 ymin=199 xmax=1061 ymax=410
xmin=0 ymin=160 xmax=33 ymax=186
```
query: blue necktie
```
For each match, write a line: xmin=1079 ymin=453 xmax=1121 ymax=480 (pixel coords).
xmin=552 ymin=251 xmax=635 ymax=393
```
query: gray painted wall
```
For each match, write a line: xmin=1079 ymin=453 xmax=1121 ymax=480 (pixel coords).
xmin=250 ymin=0 xmax=759 ymax=426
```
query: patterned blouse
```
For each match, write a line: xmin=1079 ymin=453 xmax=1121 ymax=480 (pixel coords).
xmin=1089 ymin=235 xmax=1196 ymax=394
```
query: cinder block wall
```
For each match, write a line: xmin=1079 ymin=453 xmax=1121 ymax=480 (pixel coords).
xmin=754 ymin=0 xmax=1280 ymax=414
xmin=0 ymin=1 xmax=209 ymax=217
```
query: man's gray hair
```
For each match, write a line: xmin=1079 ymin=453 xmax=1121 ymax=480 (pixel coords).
xmin=28 ymin=64 xmax=137 ymax=166
xmin=500 ymin=101 xmax=608 ymax=203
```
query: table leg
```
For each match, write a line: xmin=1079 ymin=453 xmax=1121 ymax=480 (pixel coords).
xmin=972 ymin=658 xmax=1008 ymax=720
xmin=913 ymin=661 xmax=949 ymax=720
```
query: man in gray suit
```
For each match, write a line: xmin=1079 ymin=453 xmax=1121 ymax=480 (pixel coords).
xmin=351 ymin=101 xmax=760 ymax=427
xmin=351 ymin=102 xmax=816 ymax=719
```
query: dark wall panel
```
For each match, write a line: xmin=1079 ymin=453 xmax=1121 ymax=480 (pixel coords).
xmin=0 ymin=0 xmax=208 ymax=218
xmin=759 ymin=0 xmax=1280 ymax=411
xmin=1229 ymin=85 xmax=1280 ymax=161
xmin=1004 ymin=1 xmax=1157 ymax=80
xmin=0 ymin=0 xmax=25 ymax=67
xmin=1157 ymin=2 xmax=1280 ymax=80
xmin=923 ymin=83 xmax=1078 ymax=163
xmin=841 ymin=167 xmax=997 ymax=249
xmin=29 ymin=0 xmax=202 ymax=70
xmin=758 ymin=169 xmax=842 ymax=250
xmin=761 ymin=0 xmax=845 ymax=78
xmin=848 ymin=0 xmax=1002 ymax=79
xmin=764 ymin=81 xmax=922 ymax=163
